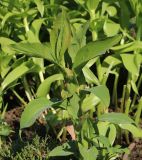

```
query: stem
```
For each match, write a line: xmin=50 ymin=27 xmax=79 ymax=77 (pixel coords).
xmin=135 ymin=97 xmax=142 ymax=125
xmin=96 ymin=58 xmax=102 ymax=82
xmin=125 ymin=131 xmax=130 ymax=144
xmin=121 ymin=85 xmax=127 ymax=113
xmin=89 ymin=10 xmax=103 ymax=82
xmin=12 ymin=89 xmax=27 ymax=106
xmin=101 ymin=62 xmax=114 ymax=85
xmin=23 ymin=17 xmax=29 ymax=32
xmin=126 ymin=73 xmax=131 ymax=100
xmin=0 ymin=136 xmax=1 ymax=149
xmin=92 ymin=31 xmax=98 ymax=41
xmin=23 ymin=76 xmax=33 ymax=102
xmin=112 ymin=73 xmax=119 ymax=111
xmin=131 ymin=74 xmax=142 ymax=108
xmin=62 ymin=127 xmax=67 ymax=142
xmin=97 ymin=104 xmax=102 ymax=117
xmin=39 ymin=71 xmax=44 ymax=82
xmin=125 ymin=98 xmax=131 ymax=116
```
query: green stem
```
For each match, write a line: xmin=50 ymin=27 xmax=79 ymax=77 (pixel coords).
xmin=131 ymin=74 xmax=142 ymax=108
xmin=101 ymin=62 xmax=114 ymax=85
xmin=121 ymin=85 xmax=127 ymax=113
xmin=112 ymin=73 xmax=119 ymax=111
xmin=23 ymin=76 xmax=33 ymax=102
xmin=23 ymin=17 xmax=29 ymax=32
xmin=12 ymin=89 xmax=27 ymax=106
xmin=125 ymin=131 xmax=130 ymax=144
xmin=62 ymin=127 xmax=67 ymax=142
xmin=97 ymin=104 xmax=102 ymax=117
xmin=135 ymin=97 xmax=142 ymax=125
xmin=0 ymin=136 xmax=1 ymax=149
xmin=126 ymin=73 xmax=131 ymax=100
xmin=96 ymin=58 xmax=102 ymax=82
xmin=125 ymin=98 xmax=131 ymax=116
xmin=39 ymin=71 xmax=44 ymax=82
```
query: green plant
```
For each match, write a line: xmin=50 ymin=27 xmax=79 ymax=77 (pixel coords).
xmin=0 ymin=0 xmax=142 ymax=159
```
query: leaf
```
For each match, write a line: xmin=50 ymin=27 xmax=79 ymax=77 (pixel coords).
xmin=78 ymin=143 xmax=98 ymax=160
xmin=82 ymin=66 xmax=100 ymax=85
xmin=81 ymin=94 xmax=100 ymax=112
xmin=50 ymin=11 xmax=71 ymax=64
xmin=86 ymin=0 xmax=100 ymax=11
xmin=99 ymin=113 xmax=135 ymax=124
xmin=119 ymin=0 xmax=131 ymax=28
xmin=131 ymin=80 xmax=138 ymax=94
xmin=121 ymin=54 xmax=139 ymax=76
xmin=27 ymin=19 xmax=45 ymax=42
xmin=119 ymin=124 xmax=142 ymax=138
xmin=36 ymin=74 xmax=64 ymax=97
xmin=49 ymin=142 xmax=74 ymax=157
xmin=2 ymin=61 xmax=39 ymax=90
xmin=10 ymin=43 xmax=54 ymax=62
xmin=0 ymin=37 xmax=16 ymax=54
xmin=108 ymin=124 xmax=116 ymax=146
xmin=96 ymin=122 xmax=116 ymax=146
xmin=67 ymin=94 xmax=80 ymax=119
xmin=20 ymin=97 xmax=56 ymax=129
xmin=34 ymin=0 xmax=44 ymax=17
xmin=68 ymin=22 xmax=88 ymax=63
xmin=73 ymin=35 xmax=121 ymax=73
xmin=86 ymin=85 xmax=110 ymax=107
xmin=0 ymin=125 xmax=11 ymax=136
xmin=106 ymin=6 xmax=117 ymax=17
xmin=103 ymin=20 xmax=120 ymax=37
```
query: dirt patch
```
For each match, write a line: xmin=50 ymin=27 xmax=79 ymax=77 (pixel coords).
xmin=129 ymin=139 xmax=142 ymax=160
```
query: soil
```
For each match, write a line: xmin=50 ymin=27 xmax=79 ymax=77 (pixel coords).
xmin=129 ymin=139 xmax=142 ymax=160
xmin=4 ymin=107 xmax=142 ymax=160
xmin=4 ymin=107 xmax=46 ymax=140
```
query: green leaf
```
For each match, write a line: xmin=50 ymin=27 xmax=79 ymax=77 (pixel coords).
xmin=99 ymin=113 xmax=135 ymax=124
xmin=50 ymin=11 xmax=71 ymax=65
xmin=81 ymin=94 xmax=100 ymax=112
xmin=73 ymin=35 xmax=121 ymax=73
xmin=27 ymin=19 xmax=45 ymax=42
xmin=119 ymin=0 xmax=131 ymax=28
xmin=0 ymin=37 xmax=16 ymax=54
xmin=131 ymin=80 xmax=138 ymax=94
xmin=67 ymin=94 xmax=80 ymax=120
xmin=121 ymin=54 xmax=139 ymax=75
xmin=34 ymin=0 xmax=44 ymax=17
xmin=36 ymin=74 xmax=64 ymax=97
xmin=78 ymin=143 xmax=98 ymax=160
xmin=49 ymin=142 xmax=74 ymax=157
xmin=108 ymin=124 xmax=116 ymax=146
xmin=82 ymin=66 xmax=100 ymax=85
xmin=0 ymin=125 xmax=11 ymax=136
xmin=119 ymin=124 xmax=142 ymax=138
xmin=106 ymin=6 xmax=117 ymax=17
xmin=2 ymin=61 xmax=39 ymax=90
xmin=20 ymin=97 xmax=55 ymax=129
xmin=103 ymin=20 xmax=120 ymax=37
xmin=86 ymin=85 xmax=110 ymax=107
xmin=10 ymin=43 xmax=54 ymax=62
xmin=86 ymin=0 xmax=100 ymax=11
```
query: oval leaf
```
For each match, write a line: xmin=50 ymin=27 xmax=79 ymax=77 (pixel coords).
xmin=36 ymin=74 xmax=64 ymax=97
xmin=86 ymin=85 xmax=110 ymax=107
xmin=20 ymin=97 xmax=56 ymax=129
xmin=73 ymin=35 xmax=121 ymax=73
xmin=99 ymin=113 xmax=135 ymax=124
